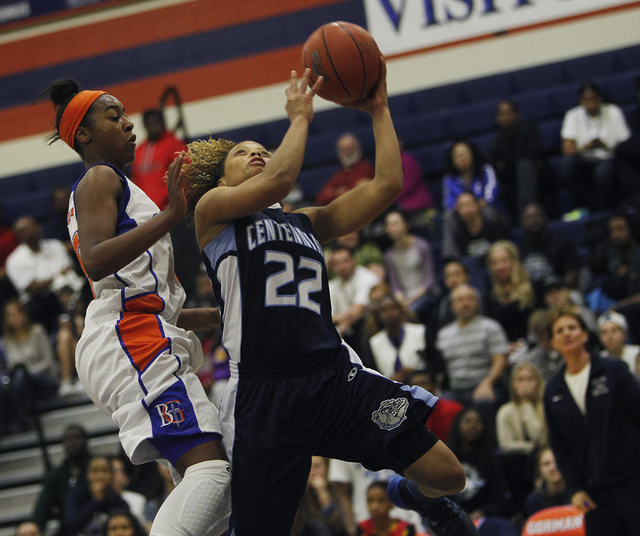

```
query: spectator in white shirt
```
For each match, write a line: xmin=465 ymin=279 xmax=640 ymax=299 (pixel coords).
xmin=368 ymin=293 xmax=427 ymax=383
xmin=329 ymin=245 xmax=380 ymax=358
xmin=5 ymin=215 xmax=84 ymax=333
xmin=560 ymin=82 xmax=631 ymax=213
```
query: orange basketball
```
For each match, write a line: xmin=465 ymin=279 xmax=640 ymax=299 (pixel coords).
xmin=521 ymin=505 xmax=585 ymax=536
xmin=301 ymin=21 xmax=382 ymax=106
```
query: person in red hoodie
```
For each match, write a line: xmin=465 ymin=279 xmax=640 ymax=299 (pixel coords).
xmin=130 ymin=108 xmax=186 ymax=210
xmin=130 ymin=108 xmax=199 ymax=300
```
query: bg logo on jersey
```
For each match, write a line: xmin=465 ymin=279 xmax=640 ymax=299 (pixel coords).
xmin=156 ymin=400 xmax=185 ymax=427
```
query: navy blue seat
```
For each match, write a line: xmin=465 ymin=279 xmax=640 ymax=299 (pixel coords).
xmin=0 ymin=162 xmax=83 ymax=213
xmin=310 ymin=108 xmax=367 ymax=136
xmin=563 ymin=51 xmax=618 ymax=82
xmin=395 ymin=110 xmax=449 ymax=147
xmin=550 ymin=82 xmax=581 ymax=116
xmin=447 ymin=99 xmax=499 ymax=138
xmin=556 ymin=188 xmax=573 ymax=216
xmin=353 ymin=128 xmax=376 ymax=156
xmin=426 ymin=180 xmax=444 ymax=213
xmin=388 ymin=92 xmax=419 ymax=117
xmin=615 ymin=45 xmax=640 ymax=71
xmin=303 ymin=131 xmax=339 ymax=168
xmin=538 ymin=118 xmax=563 ymax=155
xmin=548 ymin=155 xmax=564 ymax=184
xmin=461 ymin=72 xmax=513 ymax=102
xmin=0 ymin=175 xmax=33 ymax=197
xmin=512 ymin=62 xmax=565 ymax=92
xmin=412 ymin=84 xmax=465 ymax=114
xmin=2 ymin=190 xmax=53 ymax=222
xmin=430 ymin=241 xmax=443 ymax=272
xmin=411 ymin=142 xmax=449 ymax=179
xmin=622 ymin=102 xmax=637 ymax=124
xmin=261 ymin=118 xmax=290 ymax=148
xmin=548 ymin=218 xmax=587 ymax=246
xmin=468 ymin=132 xmax=495 ymax=159
xmin=600 ymin=69 xmax=640 ymax=106
xmin=297 ymin=164 xmax=340 ymax=200
xmin=510 ymin=89 xmax=556 ymax=122
xmin=49 ymin=162 xmax=86 ymax=188
xmin=214 ymin=123 xmax=266 ymax=145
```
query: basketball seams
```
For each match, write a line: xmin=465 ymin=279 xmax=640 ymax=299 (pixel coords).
xmin=321 ymin=25 xmax=353 ymax=101
xmin=336 ymin=22 xmax=368 ymax=99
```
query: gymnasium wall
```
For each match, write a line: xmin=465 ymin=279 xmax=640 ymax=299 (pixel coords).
xmin=0 ymin=0 xmax=639 ymax=182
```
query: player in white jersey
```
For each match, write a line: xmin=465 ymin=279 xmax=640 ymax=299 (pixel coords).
xmin=182 ymin=67 xmax=478 ymax=536
xmin=38 ymin=79 xmax=231 ymax=536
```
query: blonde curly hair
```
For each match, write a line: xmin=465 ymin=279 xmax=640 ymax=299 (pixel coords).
xmin=182 ymin=137 xmax=236 ymax=217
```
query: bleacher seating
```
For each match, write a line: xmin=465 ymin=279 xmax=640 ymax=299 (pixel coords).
xmin=0 ymin=394 xmax=119 ymax=535
xmin=0 ymin=43 xmax=638 ymax=536
xmin=0 ymin=162 xmax=84 ymax=222
xmin=5 ymin=45 xmax=636 ymax=221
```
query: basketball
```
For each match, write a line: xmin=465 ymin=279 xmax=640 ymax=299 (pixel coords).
xmin=301 ymin=21 xmax=382 ymax=106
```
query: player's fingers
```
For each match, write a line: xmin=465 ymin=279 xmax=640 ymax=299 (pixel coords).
xmin=167 ymin=152 xmax=185 ymax=182
xmin=174 ymin=168 xmax=186 ymax=190
xmin=308 ymin=75 xmax=324 ymax=96
xmin=378 ymin=55 xmax=387 ymax=78
xmin=297 ymin=68 xmax=312 ymax=92
xmin=172 ymin=151 xmax=185 ymax=172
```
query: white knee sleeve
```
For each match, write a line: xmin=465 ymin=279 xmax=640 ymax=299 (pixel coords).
xmin=150 ymin=460 xmax=232 ymax=536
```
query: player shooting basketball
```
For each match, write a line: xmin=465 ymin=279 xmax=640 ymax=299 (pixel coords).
xmin=180 ymin=64 xmax=478 ymax=536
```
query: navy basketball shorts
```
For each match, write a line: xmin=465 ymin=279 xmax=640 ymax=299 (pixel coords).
xmin=220 ymin=343 xmax=440 ymax=536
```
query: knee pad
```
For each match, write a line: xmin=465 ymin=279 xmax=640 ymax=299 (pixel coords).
xmin=150 ymin=460 xmax=232 ymax=536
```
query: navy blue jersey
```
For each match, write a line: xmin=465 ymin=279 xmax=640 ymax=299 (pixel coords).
xmin=202 ymin=207 xmax=342 ymax=366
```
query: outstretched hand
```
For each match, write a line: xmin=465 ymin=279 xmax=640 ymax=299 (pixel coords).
xmin=285 ymin=69 xmax=323 ymax=124
xmin=165 ymin=151 xmax=187 ymax=220
xmin=347 ymin=55 xmax=388 ymax=115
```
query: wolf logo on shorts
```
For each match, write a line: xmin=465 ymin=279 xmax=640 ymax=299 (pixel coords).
xmin=372 ymin=398 xmax=409 ymax=430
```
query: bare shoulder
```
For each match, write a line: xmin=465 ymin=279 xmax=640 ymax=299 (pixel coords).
xmin=75 ymin=164 xmax=123 ymax=199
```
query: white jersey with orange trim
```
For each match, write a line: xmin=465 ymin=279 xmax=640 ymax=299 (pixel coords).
xmin=68 ymin=163 xmax=185 ymax=324
xmin=67 ymin=164 xmax=220 ymax=465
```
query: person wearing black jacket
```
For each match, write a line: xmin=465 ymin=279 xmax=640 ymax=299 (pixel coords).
xmin=543 ymin=309 xmax=640 ymax=535
xmin=32 ymin=425 xmax=90 ymax=535
xmin=488 ymin=100 xmax=550 ymax=222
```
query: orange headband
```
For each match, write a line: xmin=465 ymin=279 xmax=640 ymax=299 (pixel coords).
xmin=59 ymin=90 xmax=106 ymax=149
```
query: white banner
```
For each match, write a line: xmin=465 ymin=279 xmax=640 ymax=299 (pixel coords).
xmin=364 ymin=0 xmax=637 ymax=55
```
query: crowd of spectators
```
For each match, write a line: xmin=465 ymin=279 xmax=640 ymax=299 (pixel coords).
xmin=296 ymin=79 xmax=640 ymax=534
xmin=1 ymin=78 xmax=640 ymax=536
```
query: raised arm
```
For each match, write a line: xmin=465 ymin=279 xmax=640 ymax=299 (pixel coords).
xmin=75 ymin=155 xmax=186 ymax=281
xmin=300 ymin=60 xmax=402 ymax=245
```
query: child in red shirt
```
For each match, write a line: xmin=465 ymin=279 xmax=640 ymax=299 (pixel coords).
xmin=358 ymin=481 xmax=417 ymax=536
